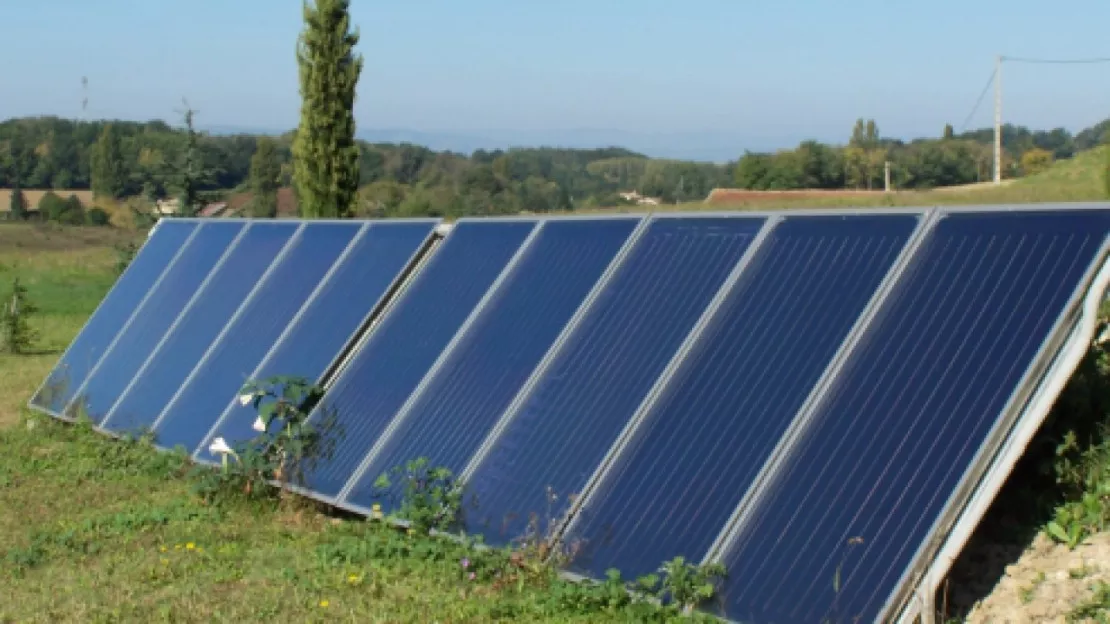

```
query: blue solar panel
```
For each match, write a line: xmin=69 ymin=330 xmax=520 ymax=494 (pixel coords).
xmin=562 ymin=214 xmax=920 ymax=582
xmin=31 ymin=220 xmax=198 ymax=416
xmin=194 ymin=220 xmax=438 ymax=464
xmin=461 ymin=216 xmax=765 ymax=546
xmin=72 ymin=221 xmax=246 ymax=423
xmin=100 ymin=222 xmax=299 ymax=437
xmin=341 ymin=217 xmax=643 ymax=514
xmin=300 ymin=220 xmax=538 ymax=499
xmin=713 ymin=209 xmax=1110 ymax=624
xmin=151 ymin=222 xmax=365 ymax=452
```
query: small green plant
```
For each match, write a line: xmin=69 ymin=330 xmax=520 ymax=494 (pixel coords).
xmin=0 ymin=277 xmax=39 ymax=354
xmin=1047 ymin=505 xmax=1094 ymax=549
xmin=1019 ymin=571 xmax=1046 ymax=604
xmin=114 ymin=240 xmax=140 ymax=276
xmin=373 ymin=457 xmax=464 ymax=534
xmin=1070 ymin=565 xmax=1095 ymax=579
xmin=643 ymin=556 xmax=727 ymax=611
xmin=1045 ymin=424 xmax=1110 ymax=549
xmin=1068 ymin=581 xmax=1110 ymax=623
xmin=191 ymin=375 xmax=338 ymax=502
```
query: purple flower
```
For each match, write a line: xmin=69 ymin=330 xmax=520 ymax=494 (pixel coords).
xmin=460 ymin=558 xmax=470 ymax=569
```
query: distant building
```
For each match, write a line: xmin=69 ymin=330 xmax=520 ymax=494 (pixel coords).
xmin=154 ymin=198 xmax=181 ymax=215
xmin=198 ymin=202 xmax=229 ymax=218
xmin=619 ymin=190 xmax=662 ymax=206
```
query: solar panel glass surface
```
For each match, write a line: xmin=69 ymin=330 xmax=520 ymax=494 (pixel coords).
xmin=462 ymin=216 xmax=765 ymax=545
xmin=32 ymin=220 xmax=198 ymax=415
xmin=563 ymin=214 xmax=919 ymax=582
xmin=299 ymin=220 xmax=537 ymax=499
xmin=101 ymin=222 xmax=298 ymax=435
xmin=341 ymin=217 xmax=642 ymax=513
xmin=713 ymin=209 xmax=1110 ymax=624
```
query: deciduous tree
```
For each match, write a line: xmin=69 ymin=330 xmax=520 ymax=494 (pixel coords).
xmin=90 ymin=124 xmax=125 ymax=199
xmin=292 ymin=0 xmax=364 ymax=218
xmin=8 ymin=181 xmax=27 ymax=220
xmin=1020 ymin=148 xmax=1054 ymax=176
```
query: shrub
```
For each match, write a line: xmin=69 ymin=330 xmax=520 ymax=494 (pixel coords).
xmin=84 ymin=206 xmax=110 ymax=226
xmin=0 ymin=277 xmax=39 ymax=354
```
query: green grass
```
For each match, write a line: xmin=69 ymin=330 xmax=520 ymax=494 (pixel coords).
xmin=0 ymin=222 xmax=703 ymax=623
xmin=0 ymin=224 xmax=135 ymax=427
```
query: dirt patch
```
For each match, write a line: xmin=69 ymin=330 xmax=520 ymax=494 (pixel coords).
xmin=705 ymin=188 xmax=888 ymax=205
xmin=0 ymin=188 xmax=95 ymax=214
xmin=951 ymin=532 xmax=1110 ymax=623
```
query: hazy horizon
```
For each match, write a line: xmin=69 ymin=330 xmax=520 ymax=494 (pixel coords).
xmin=5 ymin=0 xmax=1110 ymax=161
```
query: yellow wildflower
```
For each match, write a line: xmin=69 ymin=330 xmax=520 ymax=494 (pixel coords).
xmin=186 ymin=543 xmax=196 ymax=551
xmin=159 ymin=546 xmax=167 ymax=553
xmin=347 ymin=574 xmax=360 ymax=584
xmin=319 ymin=600 xmax=330 ymax=608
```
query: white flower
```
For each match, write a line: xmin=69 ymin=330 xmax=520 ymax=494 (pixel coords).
xmin=238 ymin=393 xmax=253 ymax=406
xmin=252 ymin=416 xmax=267 ymax=433
xmin=208 ymin=437 xmax=234 ymax=456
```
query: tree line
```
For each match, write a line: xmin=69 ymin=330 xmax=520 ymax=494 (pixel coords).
xmin=733 ymin=118 xmax=1109 ymax=191
xmin=0 ymin=115 xmax=733 ymax=218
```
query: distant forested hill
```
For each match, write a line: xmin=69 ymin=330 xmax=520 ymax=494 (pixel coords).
xmin=0 ymin=116 xmax=731 ymax=216
xmin=0 ymin=115 xmax=1106 ymax=218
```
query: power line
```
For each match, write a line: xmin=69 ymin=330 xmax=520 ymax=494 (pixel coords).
xmin=1002 ymin=55 xmax=1110 ymax=64
xmin=960 ymin=67 xmax=997 ymax=131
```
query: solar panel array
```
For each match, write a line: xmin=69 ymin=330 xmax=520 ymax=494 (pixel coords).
xmin=30 ymin=207 xmax=1110 ymax=623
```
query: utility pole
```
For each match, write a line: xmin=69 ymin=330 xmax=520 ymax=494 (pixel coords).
xmin=993 ymin=55 xmax=1003 ymax=185
xmin=884 ymin=160 xmax=891 ymax=192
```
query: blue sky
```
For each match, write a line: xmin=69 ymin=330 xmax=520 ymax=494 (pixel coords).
xmin=4 ymin=0 xmax=1110 ymax=157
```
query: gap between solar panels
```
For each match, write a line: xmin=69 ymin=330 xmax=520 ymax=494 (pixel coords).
xmin=26 ymin=206 xmax=1110 ymax=624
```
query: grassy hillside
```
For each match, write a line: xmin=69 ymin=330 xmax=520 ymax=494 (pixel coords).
xmin=662 ymin=145 xmax=1110 ymax=213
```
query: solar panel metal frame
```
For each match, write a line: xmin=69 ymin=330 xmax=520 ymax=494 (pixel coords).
xmin=75 ymin=221 xmax=253 ymax=429
xmin=27 ymin=219 xmax=201 ymax=421
xmin=331 ymin=215 xmax=658 ymax=511
xmin=892 ymin=254 xmax=1110 ymax=623
xmin=190 ymin=218 xmax=441 ymax=463
xmin=279 ymin=215 xmax=547 ymax=509
xmin=456 ymin=211 xmax=771 ymax=491
xmin=688 ymin=203 xmax=1110 ymax=624
xmin=881 ymin=206 xmax=1110 ymax=624
xmin=694 ymin=209 xmax=939 ymax=561
xmin=145 ymin=221 xmax=314 ymax=442
xmin=335 ymin=213 xmax=651 ymax=511
xmin=97 ymin=221 xmax=285 ymax=436
xmin=542 ymin=212 xmax=785 ymax=559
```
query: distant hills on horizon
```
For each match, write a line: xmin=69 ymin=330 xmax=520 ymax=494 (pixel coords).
xmin=199 ymin=124 xmax=793 ymax=163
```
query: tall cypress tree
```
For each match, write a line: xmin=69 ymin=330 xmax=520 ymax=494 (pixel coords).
xmin=292 ymin=0 xmax=363 ymax=218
